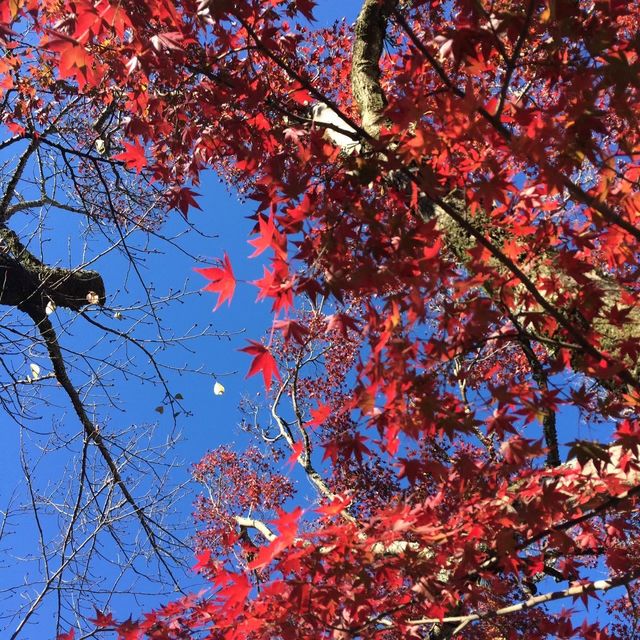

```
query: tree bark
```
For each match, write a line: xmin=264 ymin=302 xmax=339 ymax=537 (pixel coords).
xmin=351 ymin=0 xmax=398 ymax=137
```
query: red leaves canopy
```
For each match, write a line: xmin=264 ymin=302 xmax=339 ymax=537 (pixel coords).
xmin=9 ymin=0 xmax=640 ymax=638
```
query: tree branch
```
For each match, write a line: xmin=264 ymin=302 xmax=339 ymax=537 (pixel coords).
xmin=402 ymin=569 xmax=640 ymax=628
xmin=234 ymin=516 xmax=277 ymax=542
xmin=0 ymin=226 xmax=105 ymax=311
xmin=23 ymin=304 xmax=183 ymax=592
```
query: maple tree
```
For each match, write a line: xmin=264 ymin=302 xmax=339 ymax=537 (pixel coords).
xmin=2 ymin=0 xmax=640 ymax=638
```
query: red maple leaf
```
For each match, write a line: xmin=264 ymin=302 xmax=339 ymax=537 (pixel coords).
xmin=71 ymin=3 xmax=100 ymax=43
xmin=325 ymin=313 xmax=360 ymax=337
xmin=316 ymin=495 xmax=351 ymax=516
xmin=89 ymin=609 xmax=116 ymax=628
xmin=214 ymin=571 xmax=251 ymax=609
xmin=46 ymin=36 xmax=95 ymax=88
xmin=501 ymin=436 xmax=544 ymax=465
xmin=192 ymin=548 xmax=212 ymax=573
xmin=248 ymin=509 xmax=303 ymax=570
xmin=247 ymin=507 xmax=304 ymax=571
xmin=240 ymin=340 xmax=281 ymax=390
xmin=287 ymin=440 xmax=304 ymax=470
xmin=96 ymin=0 xmax=131 ymax=38
xmin=150 ymin=31 xmax=186 ymax=52
xmin=307 ymin=402 xmax=331 ymax=427
xmin=397 ymin=458 xmax=426 ymax=485
xmin=113 ymin=140 xmax=147 ymax=173
xmin=273 ymin=507 xmax=303 ymax=540
xmin=272 ymin=319 xmax=309 ymax=344
xmin=170 ymin=186 xmax=202 ymax=218
xmin=248 ymin=214 xmax=284 ymax=258
xmin=195 ymin=253 xmax=236 ymax=310
xmin=252 ymin=260 xmax=294 ymax=313
xmin=116 ymin=618 xmax=141 ymax=640
xmin=0 ymin=0 xmax=22 ymax=23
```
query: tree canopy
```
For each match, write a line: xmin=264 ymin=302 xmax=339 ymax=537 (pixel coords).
xmin=1 ymin=0 xmax=640 ymax=638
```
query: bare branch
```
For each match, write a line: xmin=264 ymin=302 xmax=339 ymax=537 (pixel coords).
xmin=402 ymin=570 xmax=640 ymax=629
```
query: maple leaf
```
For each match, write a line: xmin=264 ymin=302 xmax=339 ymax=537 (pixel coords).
xmin=272 ymin=507 xmax=303 ymax=540
xmin=249 ymin=112 xmax=271 ymax=131
xmin=248 ymin=215 xmax=284 ymax=258
xmin=215 ymin=571 xmax=251 ymax=609
xmin=195 ymin=253 xmax=236 ymax=310
xmin=615 ymin=419 xmax=640 ymax=448
xmin=170 ymin=186 xmax=203 ymax=218
xmin=307 ymin=402 xmax=331 ymax=427
xmin=397 ymin=457 xmax=426 ymax=484
xmin=113 ymin=140 xmax=147 ymax=173
xmin=150 ymin=31 xmax=186 ymax=52
xmin=252 ymin=266 xmax=275 ymax=299
xmin=192 ymin=548 xmax=212 ymax=573
xmin=289 ymin=0 xmax=316 ymax=20
xmin=286 ymin=440 xmax=304 ymax=470
xmin=56 ymin=631 xmax=75 ymax=640
xmin=252 ymin=260 xmax=294 ymax=313
xmin=501 ymin=436 xmax=544 ymax=465
xmin=5 ymin=121 xmax=24 ymax=135
xmin=566 ymin=440 xmax=612 ymax=473
xmin=316 ymin=495 xmax=351 ymax=516
xmin=289 ymin=84 xmax=313 ymax=104
xmin=273 ymin=319 xmax=309 ymax=344
xmin=321 ymin=438 xmax=341 ymax=465
xmin=240 ymin=341 xmax=281 ymax=390
xmin=125 ymin=55 xmax=140 ymax=75
xmin=116 ymin=618 xmax=141 ymax=640
xmin=89 ymin=609 xmax=116 ymax=628
xmin=325 ymin=313 xmax=360 ymax=337
xmin=5 ymin=0 xmax=23 ymax=22
xmin=46 ymin=37 xmax=94 ymax=88
xmin=338 ymin=432 xmax=373 ymax=463
xmin=96 ymin=0 xmax=131 ymax=38
xmin=71 ymin=2 xmax=100 ymax=43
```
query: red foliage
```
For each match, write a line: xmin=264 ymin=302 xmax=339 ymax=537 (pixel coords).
xmin=239 ymin=340 xmax=282 ymax=390
xmin=195 ymin=253 xmax=236 ymax=310
xmin=192 ymin=445 xmax=294 ymax=557
xmin=12 ymin=0 xmax=640 ymax=638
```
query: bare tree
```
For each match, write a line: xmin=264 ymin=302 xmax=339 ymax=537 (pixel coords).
xmin=0 ymin=41 xmax=230 ymax=639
